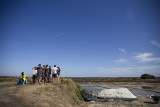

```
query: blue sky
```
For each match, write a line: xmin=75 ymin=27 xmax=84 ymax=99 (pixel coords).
xmin=0 ymin=0 xmax=160 ymax=77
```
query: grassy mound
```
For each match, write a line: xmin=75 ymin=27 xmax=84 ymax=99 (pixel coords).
xmin=0 ymin=78 xmax=83 ymax=107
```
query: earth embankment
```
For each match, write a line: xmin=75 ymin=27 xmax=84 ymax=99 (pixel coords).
xmin=0 ymin=79 xmax=83 ymax=107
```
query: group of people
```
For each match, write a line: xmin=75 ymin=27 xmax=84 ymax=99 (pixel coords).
xmin=32 ymin=64 xmax=61 ymax=85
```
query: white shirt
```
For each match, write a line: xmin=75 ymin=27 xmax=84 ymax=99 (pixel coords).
xmin=32 ymin=68 xmax=37 ymax=75
xmin=52 ymin=67 xmax=58 ymax=74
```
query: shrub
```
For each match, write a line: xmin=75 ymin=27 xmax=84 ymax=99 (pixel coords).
xmin=140 ymin=74 xmax=155 ymax=79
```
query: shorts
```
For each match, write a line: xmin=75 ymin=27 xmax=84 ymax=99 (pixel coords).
xmin=42 ymin=75 xmax=46 ymax=80
xmin=47 ymin=75 xmax=50 ymax=78
xmin=52 ymin=74 xmax=57 ymax=78
xmin=45 ymin=74 xmax=49 ymax=78
xmin=37 ymin=74 xmax=41 ymax=78
xmin=32 ymin=75 xmax=36 ymax=79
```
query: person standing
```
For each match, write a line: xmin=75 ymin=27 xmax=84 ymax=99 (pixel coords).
xmin=52 ymin=65 xmax=58 ymax=83
xmin=48 ymin=66 xmax=52 ymax=82
xmin=37 ymin=64 xmax=42 ymax=84
xmin=42 ymin=65 xmax=46 ymax=85
xmin=45 ymin=64 xmax=49 ymax=83
xmin=57 ymin=67 xmax=61 ymax=81
xmin=32 ymin=66 xmax=37 ymax=84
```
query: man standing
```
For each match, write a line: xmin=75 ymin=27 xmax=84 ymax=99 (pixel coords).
xmin=45 ymin=64 xmax=49 ymax=83
xmin=52 ymin=65 xmax=58 ymax=83
xmin=48 ymin=66 xmax=52 ymax=82
xmin=32 ymin=66 xmax=37 ymax=84
xmin=42 ymin=65 xmax=46 ymax=85
xmin=37 ymin=64 xmax=42 ymax=84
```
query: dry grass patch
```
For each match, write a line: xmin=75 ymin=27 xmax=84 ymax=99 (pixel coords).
xmin=0 ymin=79 xmax=83 ymax=107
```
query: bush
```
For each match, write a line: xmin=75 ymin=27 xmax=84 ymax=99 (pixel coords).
xmin=140 ymin=74 xmax=155 ymax=79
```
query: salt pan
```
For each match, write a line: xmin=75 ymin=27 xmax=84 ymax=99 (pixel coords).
xmin=97 ymin=88 xmax=137 ymax=99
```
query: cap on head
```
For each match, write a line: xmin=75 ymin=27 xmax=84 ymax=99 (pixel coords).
xmin=38 ymin=64 xmax=41 ymax=67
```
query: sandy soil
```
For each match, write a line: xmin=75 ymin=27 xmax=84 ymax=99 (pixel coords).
xmin=0 ymin=81 xmax=160 ymax=107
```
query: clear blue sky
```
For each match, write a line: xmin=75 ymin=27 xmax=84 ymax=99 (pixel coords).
xmin=0 ymin=0 xmax=160 ymax=77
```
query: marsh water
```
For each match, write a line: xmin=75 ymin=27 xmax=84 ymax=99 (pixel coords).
xmin=79 ymin=83 xmax=160 ymax=96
